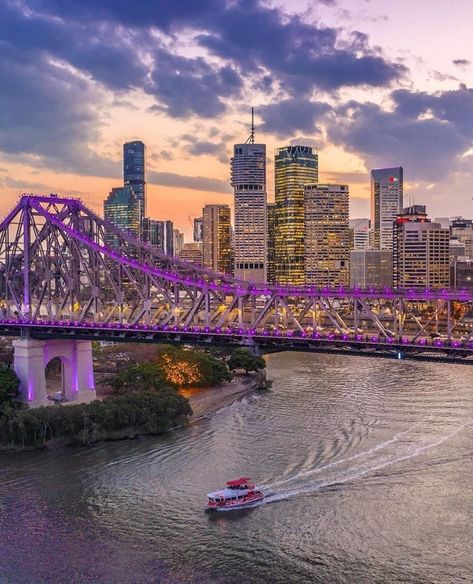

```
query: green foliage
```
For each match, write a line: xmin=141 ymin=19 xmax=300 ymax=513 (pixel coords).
xmin=155 ymin=345 xmax=233 ymax=387
xmin=191 ymin=351 xmax=233 ymax=386
xmin=106 ymin=362 xmax=170 ymax=393
xmin=0 ymin=388 xmax=192 ymax=449
xmin=105 ymin=345 xmax=232 ymax=393
xmin=228 ymin=348 xmax=266 ymax=373
xmin=0 ymin=365 xmax=20 ymax=405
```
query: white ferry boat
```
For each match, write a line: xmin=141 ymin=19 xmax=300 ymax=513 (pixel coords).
xmin=207 ymin=477 xmax=265 ymax=510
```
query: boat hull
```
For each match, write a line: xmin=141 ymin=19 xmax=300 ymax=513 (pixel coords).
xmin=207 ymin=491 xmax=265 ymax=511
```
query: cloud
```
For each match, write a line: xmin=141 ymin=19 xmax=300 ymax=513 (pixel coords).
xmin=260 ymin=99 xmax=332 ymax=136
xmin=28 ymin=0 xmax=407 ymax=107
xmin=149 ymin=48 xmax=243 ymax=118
xmin=328 ymin=85 xmax=473 ymax=182
xmin=453 ymin=59 xmax=471 ymax=67
xmin=148 ymin=171 xmax=230 ymax=193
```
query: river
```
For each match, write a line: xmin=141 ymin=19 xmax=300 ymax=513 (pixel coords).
xmin=0 ymin=352 xmax=472 ymax=584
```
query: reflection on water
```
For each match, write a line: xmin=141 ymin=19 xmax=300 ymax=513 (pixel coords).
xmin=1 ymin=352 xmax=472 ymax=584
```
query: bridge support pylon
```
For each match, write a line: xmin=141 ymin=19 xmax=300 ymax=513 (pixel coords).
xmin=13 ymin=339 xmax=97 ymax=408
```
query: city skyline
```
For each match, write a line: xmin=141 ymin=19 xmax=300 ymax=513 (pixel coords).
xmin=1 ymin=0 xmax=472 ymax=238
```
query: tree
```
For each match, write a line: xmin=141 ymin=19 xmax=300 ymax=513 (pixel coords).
xmin=228 ymin=348 xmax=266 ymax=374
xmin=0 ymin=365 xmax=20 ymax=405
xmin=106 ymin=362 xmax=171 ymax=394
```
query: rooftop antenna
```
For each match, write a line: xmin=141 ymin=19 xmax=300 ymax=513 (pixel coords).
xmin=245 ymin=107 xmax=255 ymax=144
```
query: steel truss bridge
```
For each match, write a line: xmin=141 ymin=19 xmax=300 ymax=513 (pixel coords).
xmin=1 ymin=194 xmax=473 ymax=365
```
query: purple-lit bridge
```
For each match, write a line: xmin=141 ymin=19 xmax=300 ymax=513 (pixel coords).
xmin=1 ymin=195 xmax=473 ymax=405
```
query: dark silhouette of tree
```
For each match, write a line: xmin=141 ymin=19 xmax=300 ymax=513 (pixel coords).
xmin=228 ymin=349 xmax=266 ymax=374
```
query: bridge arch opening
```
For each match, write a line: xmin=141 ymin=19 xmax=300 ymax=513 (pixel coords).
xmin=45 ymin=356 xmax=72 ymax=402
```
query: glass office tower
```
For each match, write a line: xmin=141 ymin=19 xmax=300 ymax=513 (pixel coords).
xmin=274 ymin=145 xmax=318 ymax=284
xmin=371 ymin=166 xmax=403 ymax=250
xmin=104 ymin=186 xmax=141 ymax=248
xmin=124 ymin=141 xmax=146 ymax=220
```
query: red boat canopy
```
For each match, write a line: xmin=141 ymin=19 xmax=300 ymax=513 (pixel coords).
xmin=226 ymin=477 xmax=252 ymax=487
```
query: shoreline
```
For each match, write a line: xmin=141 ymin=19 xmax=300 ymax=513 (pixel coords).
xmin=0 ymin=373 xmax=267 ymax=453
xmin=182 ymin=373 xmax=266 ymax=420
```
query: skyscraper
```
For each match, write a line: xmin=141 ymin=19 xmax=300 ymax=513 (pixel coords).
xmin=274 ymin=145 xmax=318 ymax=284
xmin=304 ymin=184 xmax=350 ymax=287
xmin=202 ymin=204 xmax=232 ymax=274
xmin=104 ymin=186 xmax=141 ymax=248
xmin=393 ymin=205 xmax=450 ymax=289
xmin=349 ymin=218 xmax=370 ymax=250
xmin=124 ymin=141 xmax=146 ymax=220
xmin=231 ymin=122 xmax=267 ymax=282
xmin=193 ymin=217 xmax=203 ymax=242
xmin=371 ymin=166 xmax=403 ymax=250
xmin=267 ymin=203 xmax=277 ymax=284
xmin=178 ymin=242 xmax=204 ymax=267
xmin=173 ymin=229 xmax=184 ymax=257
xmin=142 ymin=217 xmax=174 ymax=256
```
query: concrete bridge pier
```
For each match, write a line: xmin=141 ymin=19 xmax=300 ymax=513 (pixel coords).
xmin=13 ymin=339 xmax=96 ymax=408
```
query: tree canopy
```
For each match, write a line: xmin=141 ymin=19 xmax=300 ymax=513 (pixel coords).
xmin=228 ymin=349 xmax=266 ymax=374
xmin=0 ymin=365 xmax=20 ymax=405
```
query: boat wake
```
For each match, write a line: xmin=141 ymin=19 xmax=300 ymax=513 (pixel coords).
xmin=258 ymin=420 xmax=470 ymax=507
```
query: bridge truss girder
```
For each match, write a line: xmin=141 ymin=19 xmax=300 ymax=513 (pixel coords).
xmin=0 ymin=195 xmax=473 ymax=357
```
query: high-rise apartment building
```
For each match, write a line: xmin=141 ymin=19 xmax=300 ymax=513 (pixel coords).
xmin=142 ymin=217 xmax=174 ymax=255
xmin=202 ymin=204 xmax=232 ymax=274
xmin=267 ymin=203 xmax=277 ymax=284
xmin=231 ymin=142 xmax=267 ymax=282
xmin=371 ymin=167 xmax=403 ymax=250
xmin=178 ymin=242 xmax=203 ymax=267
xmin=349 ymin=218 xmax=370 ymax=250
xmin=124 ymin=141 xmax=146 ymax=220
xmin=304 ymin=184 xmax=350 ymax=287
xmin=350 ymin=250 xmax=393 ymax=288
xmin=274 ymin=145 xmax=318 ymax=284
xmin=393 ymin=205 xmax=450 ymax=289
xmin=104 ymin=186 xmax=141 ymax=248
xmin=193 ymin=217 xmax=203 ymax=242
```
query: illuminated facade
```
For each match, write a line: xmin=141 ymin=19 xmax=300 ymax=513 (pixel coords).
xmin=231 ymin=143 xmax=267 ymax=282
xmin=267 ymin=203 xmax=277 ymax=283
xmin=393 ymin=205 xmax=450 ymax=289
xmin=371 ymin=167 xmax=403 ymax=250
xmin=202 ymin=204 xmax=232 ymax=274
xmin=274 ymin=145 xmax=318 ymax=284
xmin=304 ymin=184 xmax=350 ymax=287
xmin=103 ymin=186 xmax=141 ymax=248
xmin=178 ymin=242 xmax=203 ymax=267
xmin=124 ymin=141 xmax=146 ymax=221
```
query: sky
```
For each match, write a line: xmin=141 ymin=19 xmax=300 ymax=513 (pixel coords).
xmin=1 ymin=0 xmax=473 ymax=238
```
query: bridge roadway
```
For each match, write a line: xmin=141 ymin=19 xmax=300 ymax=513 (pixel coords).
xmin=1 ymin=319 xmax=473 ymax=365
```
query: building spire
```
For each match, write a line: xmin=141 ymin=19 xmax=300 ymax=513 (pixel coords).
xmin=245 ymin=107 xmax=255 ymax=144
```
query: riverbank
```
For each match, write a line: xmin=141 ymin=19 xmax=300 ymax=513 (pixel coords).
xmin=182 ymin=372 xmax=267 ymax=419
xmin=0 ymin=372 xmax=268 ymax=452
